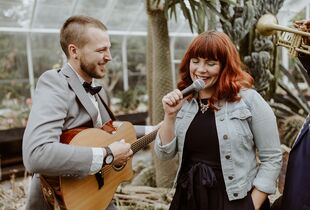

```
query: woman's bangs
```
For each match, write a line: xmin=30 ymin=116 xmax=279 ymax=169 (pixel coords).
xmin=192 ymin=38 xmax=221 ymax=61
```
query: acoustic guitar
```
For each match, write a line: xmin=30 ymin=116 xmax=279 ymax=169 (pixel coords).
xmin=42 ymin=121 xmax=159 ymax=210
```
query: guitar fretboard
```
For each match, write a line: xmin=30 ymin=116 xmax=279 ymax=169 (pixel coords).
xmin=131 ymin=128 xmax=159 ymax=154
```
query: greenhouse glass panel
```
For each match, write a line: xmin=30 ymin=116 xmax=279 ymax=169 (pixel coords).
xmin=31 ymin=33 xmax=64 ymax=78
xmin=0 ymin=0 xmax=33 ymax=28
xmin=33 ymin=0 xmax=74 ymax=29
xmin=105 ymin=0 xmax=145 ymax=32
xmin=0 ymin=32 xmax=30 ymax=129
xmin=74 ymin=0 xmax=115 ymax=21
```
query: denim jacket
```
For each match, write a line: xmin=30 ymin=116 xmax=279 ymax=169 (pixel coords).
xmin=154 ymin=88 xmax=282 ymax=201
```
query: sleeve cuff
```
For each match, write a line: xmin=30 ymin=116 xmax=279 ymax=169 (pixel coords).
xmin=253 ymin=176 xmax=277 ymax=194
xmin=154 ymin=133 xmax=177 ymax=160
xmin=89 ymin=147 xmax=104 ymax=174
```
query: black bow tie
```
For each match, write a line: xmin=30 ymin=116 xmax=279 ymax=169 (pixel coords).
xmin=83 ymin=82 xmax=102 ymax=95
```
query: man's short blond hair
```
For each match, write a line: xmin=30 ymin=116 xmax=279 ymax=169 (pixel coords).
xmin=60 ymin=15 xmax=107 ymax=58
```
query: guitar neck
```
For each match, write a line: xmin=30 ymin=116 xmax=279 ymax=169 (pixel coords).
xmin=131 ymin=128 xmax=159 ymax=154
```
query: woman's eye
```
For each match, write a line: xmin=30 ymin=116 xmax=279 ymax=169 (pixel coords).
xmin=191 ymin=59 xmax=199 ymax=63
xmin=207 ymin=61 xmax=218 ymax=66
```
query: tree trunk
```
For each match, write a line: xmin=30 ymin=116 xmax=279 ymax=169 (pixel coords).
xmin=149 ymin=10 xmax=172 ymax=125
xmin=146 ymin=0 xmax=178 ymax=188
xmin=146 ymin=17 xmax=153 ymax=124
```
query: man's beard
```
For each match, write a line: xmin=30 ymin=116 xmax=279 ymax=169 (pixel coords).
xmin=80 ymin=56 xmax=103 ymax=79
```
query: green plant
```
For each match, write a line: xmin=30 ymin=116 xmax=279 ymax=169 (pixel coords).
xmin=0 ymin=93 xmax=31 ymax=129
xmin=115 ymin=87 xmax=145 ymax=114
xmin=269 ymin=62 xmax=309 ymax=147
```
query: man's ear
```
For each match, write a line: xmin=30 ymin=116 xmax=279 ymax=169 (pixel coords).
xmin=68 ymin=44 xmax=78 ymax=59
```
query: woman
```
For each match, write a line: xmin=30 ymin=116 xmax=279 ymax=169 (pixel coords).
xmin=154 ymin=31 xmax=282 ymax=210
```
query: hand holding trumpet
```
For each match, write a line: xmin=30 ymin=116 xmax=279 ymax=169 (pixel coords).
xmin=294 ymin=19 xmax=310 ymax=45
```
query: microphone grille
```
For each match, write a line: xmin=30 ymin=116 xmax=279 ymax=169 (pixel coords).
xmin=193 ymin=79 xmax=205 ymax=91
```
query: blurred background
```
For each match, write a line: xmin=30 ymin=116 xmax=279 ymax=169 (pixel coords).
xmin=0 ymin=0 xmax=309 ymax=209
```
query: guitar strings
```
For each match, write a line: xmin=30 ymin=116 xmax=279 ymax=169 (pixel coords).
xmin=102 ymin=130 xmax=157 ymax=174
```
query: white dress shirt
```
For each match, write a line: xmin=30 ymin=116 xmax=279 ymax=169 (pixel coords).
xmin=68 ymin=63 xmax=104 ymax=174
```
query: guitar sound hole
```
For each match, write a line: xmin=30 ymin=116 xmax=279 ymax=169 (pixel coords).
xmin=112 ymin=161 xmax=126 ymax=171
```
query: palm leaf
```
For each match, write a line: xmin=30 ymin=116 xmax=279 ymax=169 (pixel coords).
xmin=188 ymin=0 xmax=199 ymax=24
xmin=179 ymin=0 xmax=194 ymax=32
xmin=277 ymin=80 xmax=309 ymax=115
xmin=219 ymin=0 xmax=237 ymax=5
xmin=269 ymin=102 xmax=300 ymax=119
xmin=279 ymin=64 xmax=310 ymax=112
xmin=197 ymin=4 xmax=205 ymax=33
xmin=296 ymin=60 xmax=310 ymax=84
xmin=161 ymin=0 xmax=232 ymax=33
xmin=273 ymin=93 xmax=305 ymax=115
xmin=203 ymin=1 xmax=230 ymax=25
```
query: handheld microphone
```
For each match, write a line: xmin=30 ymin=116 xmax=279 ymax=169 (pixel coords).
xmin=181 ymin=79 xmax=205 ymax=97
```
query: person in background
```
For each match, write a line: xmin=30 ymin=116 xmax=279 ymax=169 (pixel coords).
xmin=281 ymin=19 xmax=310 ymax=210
xmin=22 ymin=15 xmax=132 ymax=210
xmin=154 ymin=31 xmax=282 ymax=210
xmin=295 ymin=19 xmax=310 ymax=71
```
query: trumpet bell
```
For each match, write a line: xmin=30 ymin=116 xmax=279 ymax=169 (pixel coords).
xmin=256 ymin=14 xmax=278 ymax=36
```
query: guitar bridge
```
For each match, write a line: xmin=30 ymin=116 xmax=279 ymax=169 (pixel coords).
xmin=95 ymin=170 xmax=104 ymax=189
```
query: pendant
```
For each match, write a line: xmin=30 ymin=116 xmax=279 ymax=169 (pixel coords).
xmin=199 ymin=100 xmax=209 ymax=113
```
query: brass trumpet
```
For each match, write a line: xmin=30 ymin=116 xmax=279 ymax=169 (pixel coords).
xmin=256 ymin=14 xmax=310 ymax=57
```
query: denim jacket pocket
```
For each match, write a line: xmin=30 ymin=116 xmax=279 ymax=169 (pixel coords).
xmin=229 ymin=109 xmax=254 ymax=147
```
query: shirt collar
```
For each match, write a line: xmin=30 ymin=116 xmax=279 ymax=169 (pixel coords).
xmin=67 ymin=63 xmax=94 ymax=86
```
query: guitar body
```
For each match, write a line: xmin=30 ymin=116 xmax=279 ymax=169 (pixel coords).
xmin=60 ymin=122 xmax=136 ymax=210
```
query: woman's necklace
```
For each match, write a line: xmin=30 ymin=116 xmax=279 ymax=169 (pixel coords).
xmin=199 ymin=99 xmax=209 ymax=113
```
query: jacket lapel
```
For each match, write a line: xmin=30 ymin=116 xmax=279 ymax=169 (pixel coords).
xmin=60 ymin=64 xmax=98 ymax=126
xmin=292 ymin=120 xmax=309 ymax=149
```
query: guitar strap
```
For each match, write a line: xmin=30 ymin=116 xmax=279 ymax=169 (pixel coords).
xmin=95 ymin=94 xmax=113 ymax=125
xmin=95 ymin=93 xmax=116 ymax=121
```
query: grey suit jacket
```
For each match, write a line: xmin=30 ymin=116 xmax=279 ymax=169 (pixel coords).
xmin=22 ymin=63 xmax=113 ymax=210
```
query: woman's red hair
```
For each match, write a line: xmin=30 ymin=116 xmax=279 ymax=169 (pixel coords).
xmin=178 ymin=31 xmax=253 ymax=108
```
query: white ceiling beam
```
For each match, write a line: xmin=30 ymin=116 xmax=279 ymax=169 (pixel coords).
xmin=70 ymin=0 xmax=80 ymax=15
xmin=0 ymin=27 xmax=196 ymax=37
xmin=102 ymin=0 xmax=119 ymax=23
xmin=29 ymin=0 xmax=37 ymax=28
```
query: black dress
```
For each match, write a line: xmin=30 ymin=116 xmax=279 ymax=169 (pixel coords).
xmin=169 ymin=99 xmax=270 ymax=210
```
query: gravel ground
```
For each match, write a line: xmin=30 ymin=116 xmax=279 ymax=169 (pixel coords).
xmin=0 ymin=176 xmax=29 ymax=210
xmin=0 ymin=149 xmax=281 ymax=210
xmin=0 ymin=149 xmax=153 ymax=210
xmin=0 ymin=177 xmax=281 ymax=210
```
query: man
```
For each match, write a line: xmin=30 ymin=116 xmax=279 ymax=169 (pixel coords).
xmin=281 ymin=19 xmax=310 ymax=210
xmin=22 ymin=15 xmax=132 ymax=210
